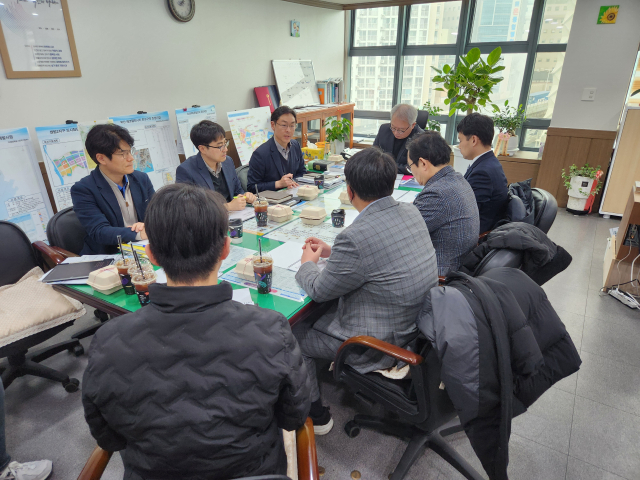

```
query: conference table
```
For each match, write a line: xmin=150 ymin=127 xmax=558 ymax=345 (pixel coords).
xmin=52 ymin=178 xmax=422 ymax=326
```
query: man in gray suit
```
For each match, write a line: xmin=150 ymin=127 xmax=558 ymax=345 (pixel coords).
xmin=294 ymin=148 xmax=438 ymax=435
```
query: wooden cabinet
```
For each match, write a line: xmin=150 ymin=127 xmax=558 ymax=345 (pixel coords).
xmin=292 ymin=103 xmax=355 ymax=148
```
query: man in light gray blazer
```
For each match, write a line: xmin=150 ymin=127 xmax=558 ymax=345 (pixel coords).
xmin=294 ymin=148 xmax=438 ymax=435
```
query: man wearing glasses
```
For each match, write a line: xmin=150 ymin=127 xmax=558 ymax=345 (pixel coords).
xmin=71 ymin=124 xmax=155 ymax=255
xmin=373 ymin=103 xmax=425 ymax=174
xmin=176 ymin=120 xmax=255 ymax=211
xmin=247 ymin=106 xmax=306 ymax=193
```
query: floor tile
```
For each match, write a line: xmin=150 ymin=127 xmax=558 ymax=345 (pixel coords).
xmin=543 ymin=283 xmax=588 ymax=316
xmin=584 ymin=288 xmax=640 ymax=328
xmin=556 ymin=309 xmax=585 ymax=351
xmin=581 ymin=316 xmax=640 ymax=367
xmin=576 ymin=351 xmax=640 ymax=417
xmin=569 ymin=396 xmax=640 ymax=480
xmin=505 ymin=434 xmax=568 ymax=480
xmin=512 ymin=387 xmax=575 ymax=454
xmin=554 ymin=372 xmax=578 ymax=395
xmin=566 ymin=457 xmax=627 ymax=480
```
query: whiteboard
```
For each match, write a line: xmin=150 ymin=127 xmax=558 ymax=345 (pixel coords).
xmin=272 ymin=60 xmax=321 ymax=108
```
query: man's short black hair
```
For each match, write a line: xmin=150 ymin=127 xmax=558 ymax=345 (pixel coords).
xmin=190 ymin=120 xmax=226 ymax=149
xmin=344 ymin=147 xmax=396 ymax=201
xmin=407 ymin=133 xmax=452 ymax=167
xmin=85 ymin=124 xmax=134 ymax=164
xmin=456 ymin=113 xmax=495 ymax=147
xmin=271 ymin=106 xmax=297 ymax=123
xmin=145 ymin=183 xmax=228 ymax=284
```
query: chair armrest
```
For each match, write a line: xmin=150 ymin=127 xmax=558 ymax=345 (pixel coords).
xmin=438 ymin=276 xmax=446 ymax=285
xmin=296 ymin=418 xmax=319 ymax=480
xmin=77 ymin=446 xmax=112 ymax=480
xmin=478 ymin=230 xmax=490 ymax=242
xmin=335 ymin=335 xmax=424 ymax=375
xmin=33 ymin=241 xmax=78 ymax=270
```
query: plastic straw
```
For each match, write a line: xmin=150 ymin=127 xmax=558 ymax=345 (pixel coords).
xmin=255 ymin=185 xmax=259 ymax=199
xmin=258 ymin=238 xmax=263 ymax=263
xmin=133 ymin=249 xmax=146 ymax=279
xmin=117 ymin=235 xmax=125 ymax=261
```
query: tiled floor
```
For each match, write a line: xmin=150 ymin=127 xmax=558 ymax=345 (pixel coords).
xmin=4 ymin=210 xmax=640 ymax=480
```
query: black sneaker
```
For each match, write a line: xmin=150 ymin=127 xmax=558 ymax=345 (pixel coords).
xmin=309 ymin=405 xmax=334 ymax=435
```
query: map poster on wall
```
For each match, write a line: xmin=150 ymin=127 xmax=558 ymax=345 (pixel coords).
xmin=35 ymin=123 xmax=90 ymax=210
xmin=0 ymin=0 xmax=81 ymax=78
xmin=0 ymin=127 xmax=53 ymax=242
xmin=227 ymin=107 xmax=273 ymax=165
xmin=175 ymin=105 xmax=217 ymax=158
xmin=109 ymin=111 xmax=180 ymax=191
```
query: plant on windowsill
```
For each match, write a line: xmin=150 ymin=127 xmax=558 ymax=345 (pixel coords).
xmin=431 ymin=46 xmax=505 ymax=117
xmin=421 ymin=101 xmax=444 ymax=132
xmin=324 ymin=116 xmax=352 ymax=155
xmin=561 ymin=164 xmax=604 ymax=214
xmin=493 ymin=100 xmax=527 ymax=155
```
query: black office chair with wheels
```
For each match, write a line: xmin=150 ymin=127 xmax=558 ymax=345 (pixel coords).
xmin=46 ymin=207 xmax=110 ymax=331
xmin=416 ymin=110 xmax=429 ymax=130
xmin=0 ymin=221 xmax=84 ymax=391
xmin=472 ymin=248 xmax=523 ymax=277
xmin=236 ymin=165 xmax=250 ymax=193
xmin=531 ymin=188 xmax=558 ymax=233
xmin=334 ymin=336 xmax=484 ymax=480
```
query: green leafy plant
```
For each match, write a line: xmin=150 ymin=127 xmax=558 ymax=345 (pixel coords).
xmin=421 ymin=101 xmax=443 ymax=132
xmin=432 ymin=46 xmax=505 ymax=117
xmin=561 ymin=164 xmax=603 ymax=196
xmin=493 ymin=100 xmax=527 ymax=136
xmin=323 ymin=117 xmax=352 ymax=143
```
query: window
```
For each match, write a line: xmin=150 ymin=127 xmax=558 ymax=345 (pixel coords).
xmin=349 ymin=0 xmax=577 ymax=146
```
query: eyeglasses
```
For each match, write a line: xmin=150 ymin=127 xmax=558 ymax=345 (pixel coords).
xmin=113 ymin=147 xmax=136 ymax=158
xmin=275 ymin=123 xmax=297 ymax=131
xmin=202 ymin=140 xmax=229 ymax=151
xmin=390 ymin=125 xmax=411 ymax=134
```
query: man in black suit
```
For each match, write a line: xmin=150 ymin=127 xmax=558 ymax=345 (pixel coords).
xmin=457 ymin=113 xmax=508 ymax=233
xmin=373 ymin=103 xmax=424 ymax=174
xmin=247 ymin=106 xmax=306 ymax=193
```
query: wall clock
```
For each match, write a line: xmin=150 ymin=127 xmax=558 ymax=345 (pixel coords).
xmin=168 ymin=0 xmax=195 ymax=22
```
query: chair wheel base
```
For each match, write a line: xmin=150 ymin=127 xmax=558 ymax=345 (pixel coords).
xmin=94 ymin=309 xmax=110 ymax=322
xmin=63 ymin=378 xmax=80 ymax=393
xmin=344 ymin=421 xmax=361 ymax=438
xmin=69 ymin=345 xmax=84 ymax=357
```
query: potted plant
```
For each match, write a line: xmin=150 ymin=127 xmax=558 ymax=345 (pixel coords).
xmin=421 ymin=101 xmax=444 ymax=132
xmin=561 ymin=164 xmax=604 ymax=214
xmin=323 ymin=116 xmax=352 ymax=155
xmin=431 ymin=46 xmax=505 ymax=117
xmin=493 ymin=100 xmax=526 ymax=155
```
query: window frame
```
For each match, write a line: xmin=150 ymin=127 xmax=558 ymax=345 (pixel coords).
xmin=347 ymin=0 xmax=570 ymax=151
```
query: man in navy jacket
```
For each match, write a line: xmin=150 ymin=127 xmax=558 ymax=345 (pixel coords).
xmin=71 ymin=124 xmax=155 ymax=255
xmin=176 ymin=120 xmax=255 ymax=211
xmin=457 ymin=113 xmax=508 ymax=233
xmin=247 ymin=106 xmax=306 ymax=193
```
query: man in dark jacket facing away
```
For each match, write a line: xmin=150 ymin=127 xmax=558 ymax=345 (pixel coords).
xmin=457 ymin=113 xmax=509 ymax=234
xmin=82 ymin=184 xmax=311 ymax=480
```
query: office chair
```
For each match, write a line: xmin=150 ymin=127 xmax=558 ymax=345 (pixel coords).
xmin=531 ymin=188 xmax=558 ymax=233
xmin=472 ymin=248 xmax=523 ymax=277
xmin=0 ymin=221 xmax=85 ymax=392
xmin=77 ymin=418 xmax=320 ymax=480
xmin=416 ymin=110 xmax=429 ymax=130
xmin=236 ymin=164 xmax=250 ymax=193
xmin=334 ymin=336 xmax=484 ymax=480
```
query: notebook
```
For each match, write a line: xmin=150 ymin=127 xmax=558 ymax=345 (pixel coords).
xmin=260 ymin=190 xmax=293 ymax=204
xmin=42 ymin=259 xmax=115 ymax=283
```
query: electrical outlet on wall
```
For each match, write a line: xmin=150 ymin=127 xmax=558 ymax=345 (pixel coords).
xmin=582 ymin=88 xmax=597 ymax=101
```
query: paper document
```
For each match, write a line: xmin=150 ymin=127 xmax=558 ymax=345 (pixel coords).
xmin=400 ymin=177 xmax=421 ymax=189
xmin=229 ymin=207 xmax=255 ymax=222
xmin=264 ymin=218 xmax=343 ymax=246
xmin=219 ymin=246 xmax=257 ymax=274
xmin=397 ymin=191 xmax=418 ymax=203
xmin=220 ymin=266 xmax=308 ymax=302
xmin=269 ymin=241 xmax=329 ymax=273
xmin=232 ymin=288 xmax=255 ymax=305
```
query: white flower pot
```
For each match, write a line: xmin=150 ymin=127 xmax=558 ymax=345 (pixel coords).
xmin=507 ymin=135 xmax=519 ymax=152
xmin=330 ymin=140 xmax=345 ymax=155
xmin=566 ymin=176 xmax=594 ymax=213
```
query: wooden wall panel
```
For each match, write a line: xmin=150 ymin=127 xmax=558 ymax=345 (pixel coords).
xmin=536 ymin=128 xmax=616 ymax=208
xmin=498 ymin=159 xmax=540 ymax=187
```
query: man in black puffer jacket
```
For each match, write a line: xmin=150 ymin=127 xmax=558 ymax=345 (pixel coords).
xmin=82 ymin=184 xmax=311 ymax=480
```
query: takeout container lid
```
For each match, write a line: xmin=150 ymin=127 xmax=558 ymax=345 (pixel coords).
xmin=234 ymin=256 xmax=255 ymax=281
xmin=339 ymin=190 xmax=351 ymax=205
xmin=300 ymin=206 xmax=327 ymax=225
xmin=268 ymin=205 xmax=293 ymax=222
xmin=297 ymin=185 xmax=319 ymax=200
xmin=87 ymin=266 xmax=123 ymax=295
xmin=332 ymin=209 xmax=346 ymax=216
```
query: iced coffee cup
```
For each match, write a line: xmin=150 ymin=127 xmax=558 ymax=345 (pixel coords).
xmin=115 ymin=258 xmax=136 ymax=295
xmin=127 ymin=259 xmax=153 ymax=278
xmin=229 ymin=218 xmax=244 ymax=244
xmin=131 ymin=271 xmax=157 ymax=307
xmin=254 ymin=198 xmax=269 ymax=227
xmin=252 ymin=252 xmax=273 ymax=294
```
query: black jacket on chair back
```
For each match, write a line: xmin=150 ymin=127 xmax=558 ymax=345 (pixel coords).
xmin=82 ymin=282 xmax=311 ymax=480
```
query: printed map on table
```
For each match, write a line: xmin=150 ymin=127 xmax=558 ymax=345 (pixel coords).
xmin=35 ymin=123 xmax=90 ymax=210
xmin=243 ymin=216 xmax=296 ymax=236
xmin=264 ymin=217 xmax=343 ymax=245
xmin=219 ymin=245 xmax=256 ymax=274
xmin=175 ymin=105 xmax=217 ymax=158
xmin=0 ymin=127 xmax=53 ymax=242
xmin=227 ymin=107 xmax=273 ymax=165
xmin=221 ymin=266 xmax=307 ymax=302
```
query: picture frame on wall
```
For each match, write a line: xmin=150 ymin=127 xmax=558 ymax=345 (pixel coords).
xmin=0 ymin=0 xmax=81 ymax=79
